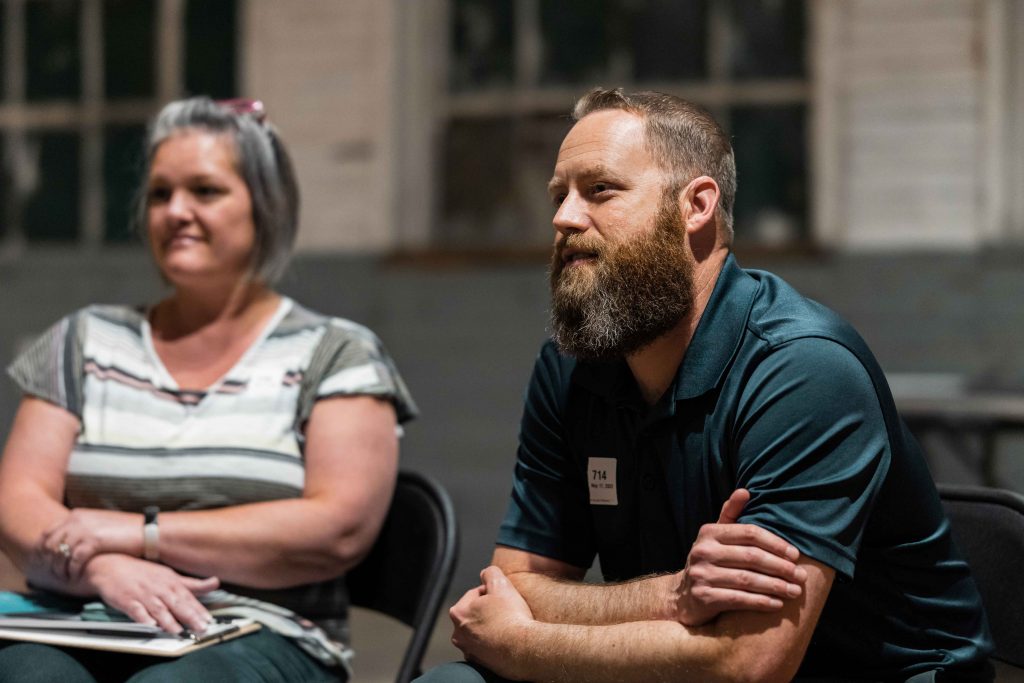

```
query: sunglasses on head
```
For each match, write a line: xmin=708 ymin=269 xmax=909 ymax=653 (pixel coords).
xmin=215 ymin=98 xmax=267 ymax=124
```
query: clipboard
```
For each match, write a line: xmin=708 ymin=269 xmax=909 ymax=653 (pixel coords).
xmin=0 ymin=615 xmax=261 ymax=657
xmin=0 ymin=592 xmax=262 ymax=657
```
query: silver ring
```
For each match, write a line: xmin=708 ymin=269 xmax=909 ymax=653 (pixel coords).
xmin=58 ymin=542 xmax=72 ymax=559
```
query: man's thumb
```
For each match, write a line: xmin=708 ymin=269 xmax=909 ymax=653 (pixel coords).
xmin=717 ymin=488 xmax=750 ymax=524
xmin=480 ymin=565 xmax=511 ymax=593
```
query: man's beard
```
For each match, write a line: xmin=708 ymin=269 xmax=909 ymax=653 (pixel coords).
xmin=548 ymin=197 xmax=695 ymax=362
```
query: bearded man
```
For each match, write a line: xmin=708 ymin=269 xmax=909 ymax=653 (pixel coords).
xmin=417 ymin=89 xmax=993 ymax=683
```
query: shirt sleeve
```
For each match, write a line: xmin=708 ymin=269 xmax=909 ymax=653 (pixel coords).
xmin=298 ymin=320 xmax=418 ymax=426
xmin=732 ymin=336 xmax=891 ymax=581
xmin=6 ymin=311 xmax=85 ymax=419
xmin=496 ymin=342 xmax=596 ymax=569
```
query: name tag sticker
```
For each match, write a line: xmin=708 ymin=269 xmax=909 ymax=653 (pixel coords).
xmin=588 ymin=457 xmax=618 ymax=506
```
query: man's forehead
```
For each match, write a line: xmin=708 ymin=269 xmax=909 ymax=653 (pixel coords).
xmin=553 ymin=110 xmax=650 ymax=175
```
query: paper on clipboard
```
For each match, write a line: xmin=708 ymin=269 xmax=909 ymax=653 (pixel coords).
xmin=0 ymin=616 xmax=261 ymax=657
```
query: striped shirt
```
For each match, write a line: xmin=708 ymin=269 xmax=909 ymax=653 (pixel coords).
xmin=7 ymin=297 xmax=416 ymax=513
xmin=6 ymin=298 xmax=416 ymax=666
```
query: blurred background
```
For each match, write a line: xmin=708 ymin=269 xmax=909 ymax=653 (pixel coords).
xmin=3 ymin=0 xmax=1024 ymax=677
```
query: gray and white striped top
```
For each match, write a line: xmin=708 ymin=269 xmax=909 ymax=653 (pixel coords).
xmin=7 ymin=297 xmax=417 ymax=513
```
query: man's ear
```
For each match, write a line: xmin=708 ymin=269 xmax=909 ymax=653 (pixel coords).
xmin=678 ymin=176 xmax=720 ymax=234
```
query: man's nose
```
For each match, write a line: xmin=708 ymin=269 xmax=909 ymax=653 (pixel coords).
xmin=552 ymin=193 xmax=589 ymax=236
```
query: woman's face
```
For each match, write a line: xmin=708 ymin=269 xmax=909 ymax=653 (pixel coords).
xmin=146 ymin=130 xmax=257 ymax=289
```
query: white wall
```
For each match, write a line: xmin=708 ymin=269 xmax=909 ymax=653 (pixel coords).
xmin=815 ymin=0 xmax=995 ymax=251
xmin=241 ymin=0 xmax=399 ymax=252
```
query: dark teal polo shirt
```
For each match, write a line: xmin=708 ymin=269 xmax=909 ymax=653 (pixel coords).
xmin=498 ymin=255 xmax=993 ymax=680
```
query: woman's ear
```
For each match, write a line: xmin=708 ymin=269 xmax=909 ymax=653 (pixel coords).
xmin=679 ymin=175 xmax=720 ymax=234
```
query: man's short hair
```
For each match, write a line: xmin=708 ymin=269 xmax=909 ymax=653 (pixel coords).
xmin=134 ymin=96 xmax=300 ymax=284
xmin=573 ymin=88 xmax=736 ymax=242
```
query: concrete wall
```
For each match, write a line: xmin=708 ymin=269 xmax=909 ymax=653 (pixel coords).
xmin=3 ymin=249 xmax=1024 ymax=593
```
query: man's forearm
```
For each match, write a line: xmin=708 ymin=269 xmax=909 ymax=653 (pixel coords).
xmin=499 ymin=618 xmax=767 ymax=683
xmin=507 ymin=570 xmax=677 ymax=625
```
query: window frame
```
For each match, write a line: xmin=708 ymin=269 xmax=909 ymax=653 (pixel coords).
xmin=0 ymin=0 xmax=187 ymax=252
xmin=414 ymin=0 xmax=814 ymax=253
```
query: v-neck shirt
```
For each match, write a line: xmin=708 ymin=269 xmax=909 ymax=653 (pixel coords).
xmin=8 ymin=298 xmax=417 ymax=512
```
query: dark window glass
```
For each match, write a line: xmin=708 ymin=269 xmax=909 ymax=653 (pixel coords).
xmin=26 ymin=0 xmax=81 ymax=101
xmin=184 ymin=0 xmax=236 ymax=98
xmin=0 ymin=9 xmax=6 ymax=100
xmin=730 ymin=105 xmax=807 ymax=245
xmin=440 ymin=114 xmax=571 ymax=247
xmin=626 ymin=0 xmax=708 ymax=81
xmin=540 ymin=0 xmax=609 ymax=85
xmin=451 ymin=0 xmax=514 ymax=91
xmin=24 ymin=132 xmax=80 ymax=242
xmin=103 ymin=0 xmax=155 ymax=99
xmin=540 ymin=0 xmax=708 ymax=86
xmin=728 ymin=0 xmax=805 ymax=79
xmin=104 ymin=125 xmax=145 ymax=243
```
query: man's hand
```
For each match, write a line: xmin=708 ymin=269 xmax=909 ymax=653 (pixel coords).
xmin=83 ymin=554 xmax=219 ymax=634
xmin=674 ymin=489 xmax=807 ymax=626
xmin=40 ymin=508 xmax=143 ymax=582
xmin=450 ymin=565 xmax=535 ymax=679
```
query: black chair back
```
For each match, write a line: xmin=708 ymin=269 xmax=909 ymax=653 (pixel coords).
xmin=938 ymin=484 xmax=1024 ymax=669
xmin=347 ymin=470 xmax=459 ymax=682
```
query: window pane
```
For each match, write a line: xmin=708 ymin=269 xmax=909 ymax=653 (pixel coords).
xmin=440 ymin=114 xmax=570 ymax=247
xmin=104 ymin=124 xmax=145 ymax=243
xmin=627 ymin=0 xmax=708 ymax=81
xmin=540 ymin=0 xmax=609 ymax=85
xmin=727 ymin=0 xmax=805 ymax=79
xmin=451 ymin=0 xmax=514 ymax=92
xmin=24 ymin=132 xmax=80 ymax=242
xmin=184 ymin=0 xmax=236 ymax=98
xmin=103 ymin=0 xmax=155 ymax=99
xmin=0 ymin=9 xmax=6 ymax=101
xmin=730 ymin=105 xmax=807 ymax=245
xmin=26 ymin=0 xmax=81 ymax=101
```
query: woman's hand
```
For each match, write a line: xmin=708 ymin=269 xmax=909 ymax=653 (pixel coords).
xmin=83 ymin=554 xmax=219 ymax=634
xmin=40 ymin=509 xmax=143 ymax=582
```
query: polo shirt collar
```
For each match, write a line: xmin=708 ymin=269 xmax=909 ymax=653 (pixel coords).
xmin=569 ymin=253 xmax=758 ymax=406
xmin=673 ymin=253 xmax=758 ymax=400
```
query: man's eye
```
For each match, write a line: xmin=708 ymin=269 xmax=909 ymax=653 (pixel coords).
xmin=592 ymin=183 xmax=610 ymax=194
xmin=552 ymin=194 xmax=566 ymax=207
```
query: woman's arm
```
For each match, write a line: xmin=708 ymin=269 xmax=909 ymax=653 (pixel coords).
xmin=25 ymin=392 xmax=398 ymax=588
xmin=155 ymin=394 xmax=399 ymax=587
xmin=0 ymin=397 xmax=81 ymax=588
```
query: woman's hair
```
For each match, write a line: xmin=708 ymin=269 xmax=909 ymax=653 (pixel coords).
xmin=134 ymin=96 xmax=300 ymax=284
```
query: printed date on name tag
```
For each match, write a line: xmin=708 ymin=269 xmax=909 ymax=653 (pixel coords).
xmin=588 ymin=457 xmax=618 ymax=506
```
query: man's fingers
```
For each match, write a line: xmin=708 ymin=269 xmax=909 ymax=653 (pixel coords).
xmin=698 ymin=541 xmax=806 ymax=582
xmin=717 ymin=488 xmax=750 ymax=525
xmin=690 ymin=565 xmax=803 ymax=599
xmin=691 ymin=587 xmax=787 ymax=613
xmin=705 ymin=523 xmax=801 ymax=563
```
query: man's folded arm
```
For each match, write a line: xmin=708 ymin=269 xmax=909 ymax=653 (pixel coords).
xmin=494 ymin=545 xmax=678 ymax=625
xmin=483 ymin=553 xmax=835 ymax=683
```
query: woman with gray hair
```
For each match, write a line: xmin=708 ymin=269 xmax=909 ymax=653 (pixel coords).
xmin=0 ymin=97 xmax=416 ymax=681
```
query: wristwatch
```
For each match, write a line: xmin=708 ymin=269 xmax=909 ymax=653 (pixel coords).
xmin=143 ymin=506 xmax=160 ymax=561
